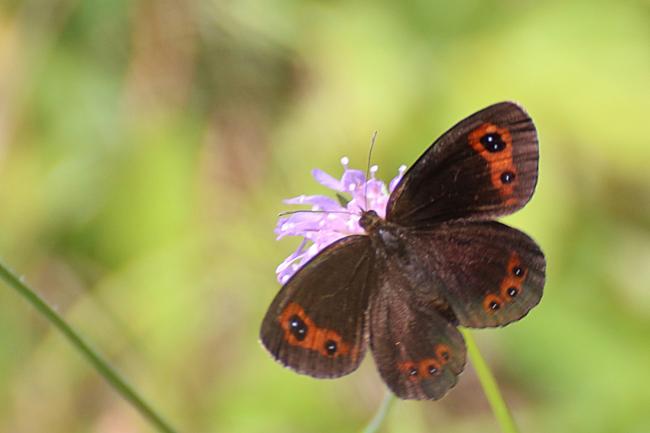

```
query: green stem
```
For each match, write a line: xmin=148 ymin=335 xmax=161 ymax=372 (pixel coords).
xmin=461 ymin=329 xmax=519 ymax=433
xmin=362 ymin=390 xmax=395 ymax=433
xmin=0 ymin=260 xmax=179 ymax=433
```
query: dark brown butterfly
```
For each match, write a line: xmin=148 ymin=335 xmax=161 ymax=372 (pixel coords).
xmin=260 ymin=102 xmax=546 ymax=400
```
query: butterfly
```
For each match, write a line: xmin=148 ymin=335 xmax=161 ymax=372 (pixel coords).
xmin=260 ymin=102 xmax=546 ymax=400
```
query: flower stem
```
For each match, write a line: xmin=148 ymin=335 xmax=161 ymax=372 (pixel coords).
xmin=461 ymin=329 xmax=519 ymax=433
xmin=0 ymin=260 xmax=179 ymax=433
xmin=362 ymin=390 xmax=395 ymax=433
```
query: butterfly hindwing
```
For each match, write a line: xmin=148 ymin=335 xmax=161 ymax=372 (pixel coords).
xmin=369 ymin=263 xmax=466 ymax=400
xmin=408 ymin=221 xmax=546 ymax=328
xmin=387 ymin=102 xmax=538 ymax=226
xmin=260 ymin=235 xmax=374 ymax=378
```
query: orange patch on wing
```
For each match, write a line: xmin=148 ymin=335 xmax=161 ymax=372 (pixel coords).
xmin=482 ymin=293 xmax=504 ymax=313
xmin=435 ymin=344 xmax=451 ymax=365
xmin=398 ymin=351 xmax=449 ymax=382
xmin=484 ymin=252 xmax=528 ymax=314
xmin=278 ymin=302 xmax=352 ymax=358
xmin=418 ymin=358 xmax=442 ymax=377
xmin=468 ymin=123 xmax=517 ymax=198
xmin=398 ymin=358 xmax=443 ymax=381
xmin=398 ymin=361 xmax=421 ymax=381
xmin=499 ymin=252 xmax=527 ymax=301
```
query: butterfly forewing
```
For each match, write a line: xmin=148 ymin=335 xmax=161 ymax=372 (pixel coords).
xmin=409 ymin=221 xmax=546 ymax=328
xmin=369 ymin=262 xmax=466 ymax=400
xmin=260 ymin=235 xmax=374 ymax=378
xmin=387 ymin=102 xmax=538 ymax=226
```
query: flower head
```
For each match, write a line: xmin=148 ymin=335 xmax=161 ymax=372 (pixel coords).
xmin=275 ymin=157 xmax=406 ymax=283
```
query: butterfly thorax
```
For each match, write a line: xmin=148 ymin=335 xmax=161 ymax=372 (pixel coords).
xmin=359 ymin=210 xmax=407 ymax=258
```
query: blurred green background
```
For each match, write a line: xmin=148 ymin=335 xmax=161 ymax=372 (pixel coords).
xmin=0 ymin=1 xmax=648 ymax=432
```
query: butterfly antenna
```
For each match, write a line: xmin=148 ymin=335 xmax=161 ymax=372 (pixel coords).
xmin=278 ymin=209 xmax=354 ymax=217
xmin=364 ymin=131 xmax=378 ymax=211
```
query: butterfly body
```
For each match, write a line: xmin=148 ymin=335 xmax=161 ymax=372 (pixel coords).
xmin=360 ymin=210 xmax=409 ymax=261
xmin=361 ymin=209 xmax=458 ymax=323
xmin=261 ymin=102 xmax=546 ymax=400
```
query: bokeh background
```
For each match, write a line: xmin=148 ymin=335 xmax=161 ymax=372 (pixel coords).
xmin=0 ymin=1 xmax=648 ymax=432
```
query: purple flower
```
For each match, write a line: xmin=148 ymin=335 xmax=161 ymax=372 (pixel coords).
xmin=275 ymin=157 xmax=406 ymax=283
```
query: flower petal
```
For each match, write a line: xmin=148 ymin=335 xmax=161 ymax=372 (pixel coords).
xmin=312 ymin=169 xmax=342 ymax=190
xmin=276 ymin=158 xmax=405 ymax=282
xmin=340 ymin=169 xmax=366 ymax=194
xmin=284 ymin=194 xmax=340 ymax=210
